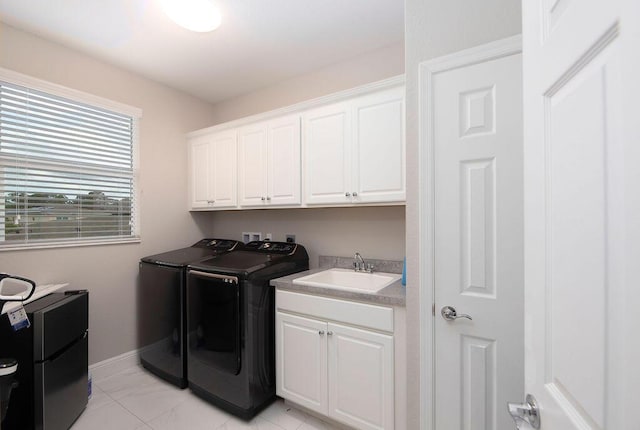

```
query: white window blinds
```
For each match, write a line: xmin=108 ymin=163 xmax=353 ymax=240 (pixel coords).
xmin=0 ymin=79 xmax=139 ymax=248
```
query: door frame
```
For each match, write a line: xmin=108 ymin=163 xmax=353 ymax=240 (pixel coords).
xmin=417 ymin=35 xmax=522 ymax=430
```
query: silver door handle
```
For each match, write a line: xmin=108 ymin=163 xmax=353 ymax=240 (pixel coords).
xmin=440 ymin=306 xmax=472 ymax=321
xmin=507 ymin=394 xmax=540 ymax=429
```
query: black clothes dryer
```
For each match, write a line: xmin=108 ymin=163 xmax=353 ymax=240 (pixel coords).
xmin=139 ymin=238 xmax=242 ymax=388
xmin=186 ymin=241 xmax=309 ymax=419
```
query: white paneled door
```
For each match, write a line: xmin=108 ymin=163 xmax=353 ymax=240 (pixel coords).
xmin=521 ymin=0 xmax=639 ymax=429
xmin=427 ymin=39 xmax=524 ymax=430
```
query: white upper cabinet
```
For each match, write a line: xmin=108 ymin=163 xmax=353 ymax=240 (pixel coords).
xmin=188 ymin=76 xmax=405 ymax=211
xmin=238 ymin=115 xmax=301 ymax=207
xmin=188 ymin=129 xmax=237 ymax=210
xmin=303 ymin=102 xmax=352 ymax=205
xmin=352 ymin=87 xmax=405 ymax=204
xmin=303 ymin=85 xmax=405 ymax=206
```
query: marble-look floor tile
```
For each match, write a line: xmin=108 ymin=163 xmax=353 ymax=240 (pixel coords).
xmin=116 ymin=380 xmax=191 ymax=422
xmin=259 ymin=399 xmax=309 ymax=430
xmin=217 ymin=416 xmax=287 ymax=430
xmin=94 ymin=366 xmax=163 ymax=400
xmin=147 ymin=394 xmax=232 ymax=430
xmin=86 ymin=385 xmax=115 ymax=412
xmin=71 ymin=400 xmax=146 ymax=430
xmin=298 ymin=416 xmax=343 ymax=430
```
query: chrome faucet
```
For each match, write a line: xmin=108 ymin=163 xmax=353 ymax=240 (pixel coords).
xmin=353 ymin=252 xmax=374 ymax=273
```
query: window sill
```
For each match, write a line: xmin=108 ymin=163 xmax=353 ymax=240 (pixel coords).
xmin=0 ymin=236 xmax=141 ymax=252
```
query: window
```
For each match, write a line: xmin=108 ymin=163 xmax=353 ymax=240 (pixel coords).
xmin=0 ymin=71 xmax=141 ymax=250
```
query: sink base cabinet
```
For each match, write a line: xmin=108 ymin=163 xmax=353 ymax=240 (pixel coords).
xmin=276 ymin=290 xmax=396 ymax=430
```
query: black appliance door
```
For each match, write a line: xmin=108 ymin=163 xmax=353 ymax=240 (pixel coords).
xmin=35 ymin=333 xmax=88 ymax=430
xmin=139 ymin=262 xmax=185 ymax=386
xmin=187 ymin=271 xmax=241 ymax=376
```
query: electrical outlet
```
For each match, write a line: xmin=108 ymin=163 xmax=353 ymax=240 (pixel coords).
xmin=265 ymin=233 xmax=272 ymax=241
xmin=285 ymin=234 xmax=296 ymax=243
xmin=242 ymin=232 xmax=262 ymax=243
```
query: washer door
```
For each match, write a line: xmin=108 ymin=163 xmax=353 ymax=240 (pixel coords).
xmin=187 ymin=271 xmax=241 ymax=375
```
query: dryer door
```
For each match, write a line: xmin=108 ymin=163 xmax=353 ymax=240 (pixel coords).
xmin=187 ymin=271 xmax=241 ymax=376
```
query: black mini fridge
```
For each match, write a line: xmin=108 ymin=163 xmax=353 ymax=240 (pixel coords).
xmin=0 ymin=291 xmax=88 ymax=430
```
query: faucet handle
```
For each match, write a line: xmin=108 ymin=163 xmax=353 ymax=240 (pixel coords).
xmin=366 ymin=263 xmax=374 ymax=273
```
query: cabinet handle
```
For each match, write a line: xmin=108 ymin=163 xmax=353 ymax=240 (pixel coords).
xmin=261 ymin=197 xmax=266 ymax=201
xmin=327 ymin=331 xmax=333 ymax=336
xmin=266 ymin=196 xmax=271 ymax=201
xmin=345 ymin=192 xmax=351 ymax=197
xmin=352 ymin=192 xmax=358 ymax=197
xmin=319 ymin=330 xmax=325 ymax=336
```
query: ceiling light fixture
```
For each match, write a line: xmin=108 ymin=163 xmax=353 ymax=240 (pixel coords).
xmin=161 ymin=0 xmax=221 ymax=33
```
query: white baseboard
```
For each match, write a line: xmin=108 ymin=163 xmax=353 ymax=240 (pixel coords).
xmin=89 ymin=348 xmax=140 ymax=381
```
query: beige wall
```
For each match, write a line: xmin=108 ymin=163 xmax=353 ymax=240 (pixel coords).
xmin=208 ymin=206 xmax=406 ymax=268
xmin=208 ymin=42 xmax=404 ymax=124
xmin=404 ymin=1 xmax=521 ymax=428
xmin=0 ymin=23 xmax=218 ymax=364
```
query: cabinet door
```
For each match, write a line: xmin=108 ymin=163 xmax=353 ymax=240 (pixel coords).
xmin=328 ymin=323 xmax=394 ymax=430
xmin=268 ymin=115 xmax=301 ymax=205
xmin=276 ymin=312 xmax=328 ymax=415
xmin=210 ymin=130 xmax=238 ymax=208
xmin=238 ymin=123 xmax=268 ymax=207
xmin=352 ymin=86 xmax=405 ymax=204
xmin=303 ymin=102 xmax=352 ymax=205
xmin=189 ymin=136 xmax=215 ymax=209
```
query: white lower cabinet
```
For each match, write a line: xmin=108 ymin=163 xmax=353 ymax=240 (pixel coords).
xmin=328 ymin=323 xmax=394 ymax=430
xmin=277 ymin=312 xmax=328 ymax=413
xmin=276 ymin=290 xmax=395 ymax=430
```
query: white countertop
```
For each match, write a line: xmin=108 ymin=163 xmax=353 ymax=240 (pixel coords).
xmin=1 ymin=283 xmax=69 ymax=315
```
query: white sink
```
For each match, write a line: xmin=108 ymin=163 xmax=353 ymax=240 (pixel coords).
xmin=293 ymin=268 xmax=401 ymax=293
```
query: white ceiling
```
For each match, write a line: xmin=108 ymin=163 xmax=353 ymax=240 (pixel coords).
xmin=0 ymin=0 xmax=404 ymax=104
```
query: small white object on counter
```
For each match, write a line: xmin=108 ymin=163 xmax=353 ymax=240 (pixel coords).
xmin=1 ymin=283 xmax=69 ymax=315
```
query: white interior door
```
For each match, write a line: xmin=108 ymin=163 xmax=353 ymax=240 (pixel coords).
xmin=430 ymin=41 xmax=523 ymax=430
xmin=522 ymin=1 xmax=639 ymax=429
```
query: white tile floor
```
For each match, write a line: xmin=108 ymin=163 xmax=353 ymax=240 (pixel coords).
xmin=71 ymin=364 xmax=342 ymax=430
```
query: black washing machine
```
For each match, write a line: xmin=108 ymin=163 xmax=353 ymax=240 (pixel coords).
xmin=186 ymin=241 xmax=309 ymax=419
xmin=139 ymin=238 xmax=242 ymax=388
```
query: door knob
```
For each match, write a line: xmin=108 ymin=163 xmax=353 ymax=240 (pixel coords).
xmin=507 ymin=394 xmax=540 ymax=429
xmin=440 ymin=306 xmax=472 ymax=321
